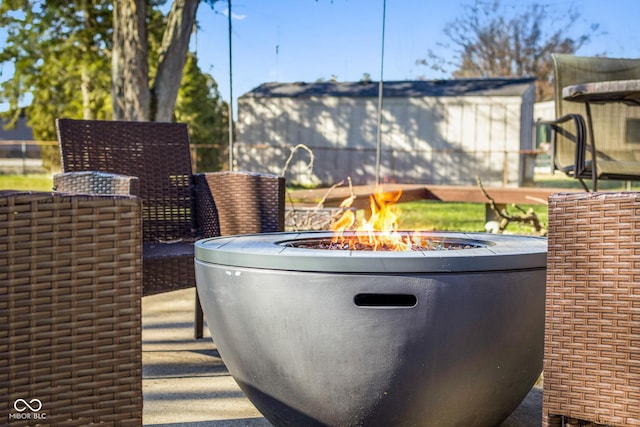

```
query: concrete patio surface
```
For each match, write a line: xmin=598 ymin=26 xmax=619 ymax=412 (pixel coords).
xmin=142 ymin=288 xmax=543 ymax=426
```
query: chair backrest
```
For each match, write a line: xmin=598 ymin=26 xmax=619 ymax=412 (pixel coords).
xmin=57 ymin=118 xmax=195 ymax=242
xmin=551 ymin=54 xmax=640 ymax=171
xmin=202 ymin=171 xmax=286 ymax=235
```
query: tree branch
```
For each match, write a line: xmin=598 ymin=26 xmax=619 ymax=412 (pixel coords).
xmin=477 ymin=176 xmax=546 ymax=235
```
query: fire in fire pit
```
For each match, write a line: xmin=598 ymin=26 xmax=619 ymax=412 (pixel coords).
xmin=330 ymin=186 xmax=422 ymax=251
xmin=320 ymin=186 xmax=481 ymax=251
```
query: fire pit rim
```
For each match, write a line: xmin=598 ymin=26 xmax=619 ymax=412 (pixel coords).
xmin=195 ymin=231 xmax=547 ymax=273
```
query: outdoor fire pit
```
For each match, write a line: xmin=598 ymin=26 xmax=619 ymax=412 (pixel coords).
xmin=194 ymin=230 xmax=546 ymax=426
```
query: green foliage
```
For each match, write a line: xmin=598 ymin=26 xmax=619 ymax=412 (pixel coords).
xmin=175 ymin=53 xmax=229 ymax=172
xmin=0 ymin=1 xmax=112 ymax=137
xmin=0 ymin=1 xmax=113 ymax=171
xmin=0 ymin=1 xmax=229 ymax=173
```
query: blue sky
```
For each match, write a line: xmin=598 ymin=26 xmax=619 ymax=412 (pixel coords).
xmin=1 ymin=0 xmax=639 ymax=112
xmin=196 ymin=0 xmax=640 ymax=107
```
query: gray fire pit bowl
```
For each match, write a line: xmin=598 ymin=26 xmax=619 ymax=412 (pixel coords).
xmin=195 ymin=231 xmax=547 ymax=427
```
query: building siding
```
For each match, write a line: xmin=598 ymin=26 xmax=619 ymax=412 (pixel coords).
xmin=236 ymin=79 xmax=536 ymax=187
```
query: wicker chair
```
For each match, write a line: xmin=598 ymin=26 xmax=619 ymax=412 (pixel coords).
xmin=543 ymin=192 xmax=640 ymax=426
xmin=54 ymin=118 xmax=286 ymax=338
xmin=540 ymin=54 xmax=640 ymax=191
xmin=0 ymin=191 xmax=143 ymax=425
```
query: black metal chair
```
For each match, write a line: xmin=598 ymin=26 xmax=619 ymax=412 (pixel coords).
xmin=539 ymin=53 xmax=640 ymax=191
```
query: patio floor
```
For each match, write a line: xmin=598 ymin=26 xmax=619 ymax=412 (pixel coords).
xmin=142 ymin=288 xmax=543 ymax=426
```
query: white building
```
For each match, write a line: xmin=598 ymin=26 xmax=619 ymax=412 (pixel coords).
xmin=235 ymin=78 xmax=536 ymax=187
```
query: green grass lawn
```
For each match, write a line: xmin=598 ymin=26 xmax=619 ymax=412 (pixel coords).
xmin=397 ymin=200 xmax=548 ymax=235
xmin=0 ymin=174 xmax=54 ymax=191
xmin=533 ymin=173 xmax=640 ymax=190
xmin=0 ymin=173 xmax=549 ymax=234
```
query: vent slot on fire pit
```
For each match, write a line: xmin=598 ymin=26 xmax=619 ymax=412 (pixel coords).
xmin=354 ymin=293 xmax=417 ymax=308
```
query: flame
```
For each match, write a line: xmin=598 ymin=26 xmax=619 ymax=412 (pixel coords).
xmin=331 ymin=186 xmax=414 ymax=251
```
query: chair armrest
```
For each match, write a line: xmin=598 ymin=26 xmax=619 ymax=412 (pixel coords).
xmin=539 ymin=114 xmax=587 ymax=177
xmin=194 ymin=171 xmax=286 ymax=236
xmin=54 ymin=171 xmax=140 ymax=196
xmin=193 ymin=174 xmax=221 ymax=238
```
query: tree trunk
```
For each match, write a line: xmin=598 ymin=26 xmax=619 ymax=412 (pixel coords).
xmin=152 ymin=0 xmax=199 ymax=122
xmin=81 ymin=65 xmax=93 ymax=119
xmin=112 ymin=0 xmax=150 ymax=121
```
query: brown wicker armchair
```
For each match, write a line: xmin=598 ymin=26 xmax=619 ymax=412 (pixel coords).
xmin=1 ymin=191 xmax=143 ymax=425
xmin=54 ymin=118 xmax=286 ymax=338
xmin=544 ymin=192 xmax=640 ymax=426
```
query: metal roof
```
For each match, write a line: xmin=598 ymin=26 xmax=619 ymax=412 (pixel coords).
xmin=242 ymin=77 xmax=535 ymax=99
